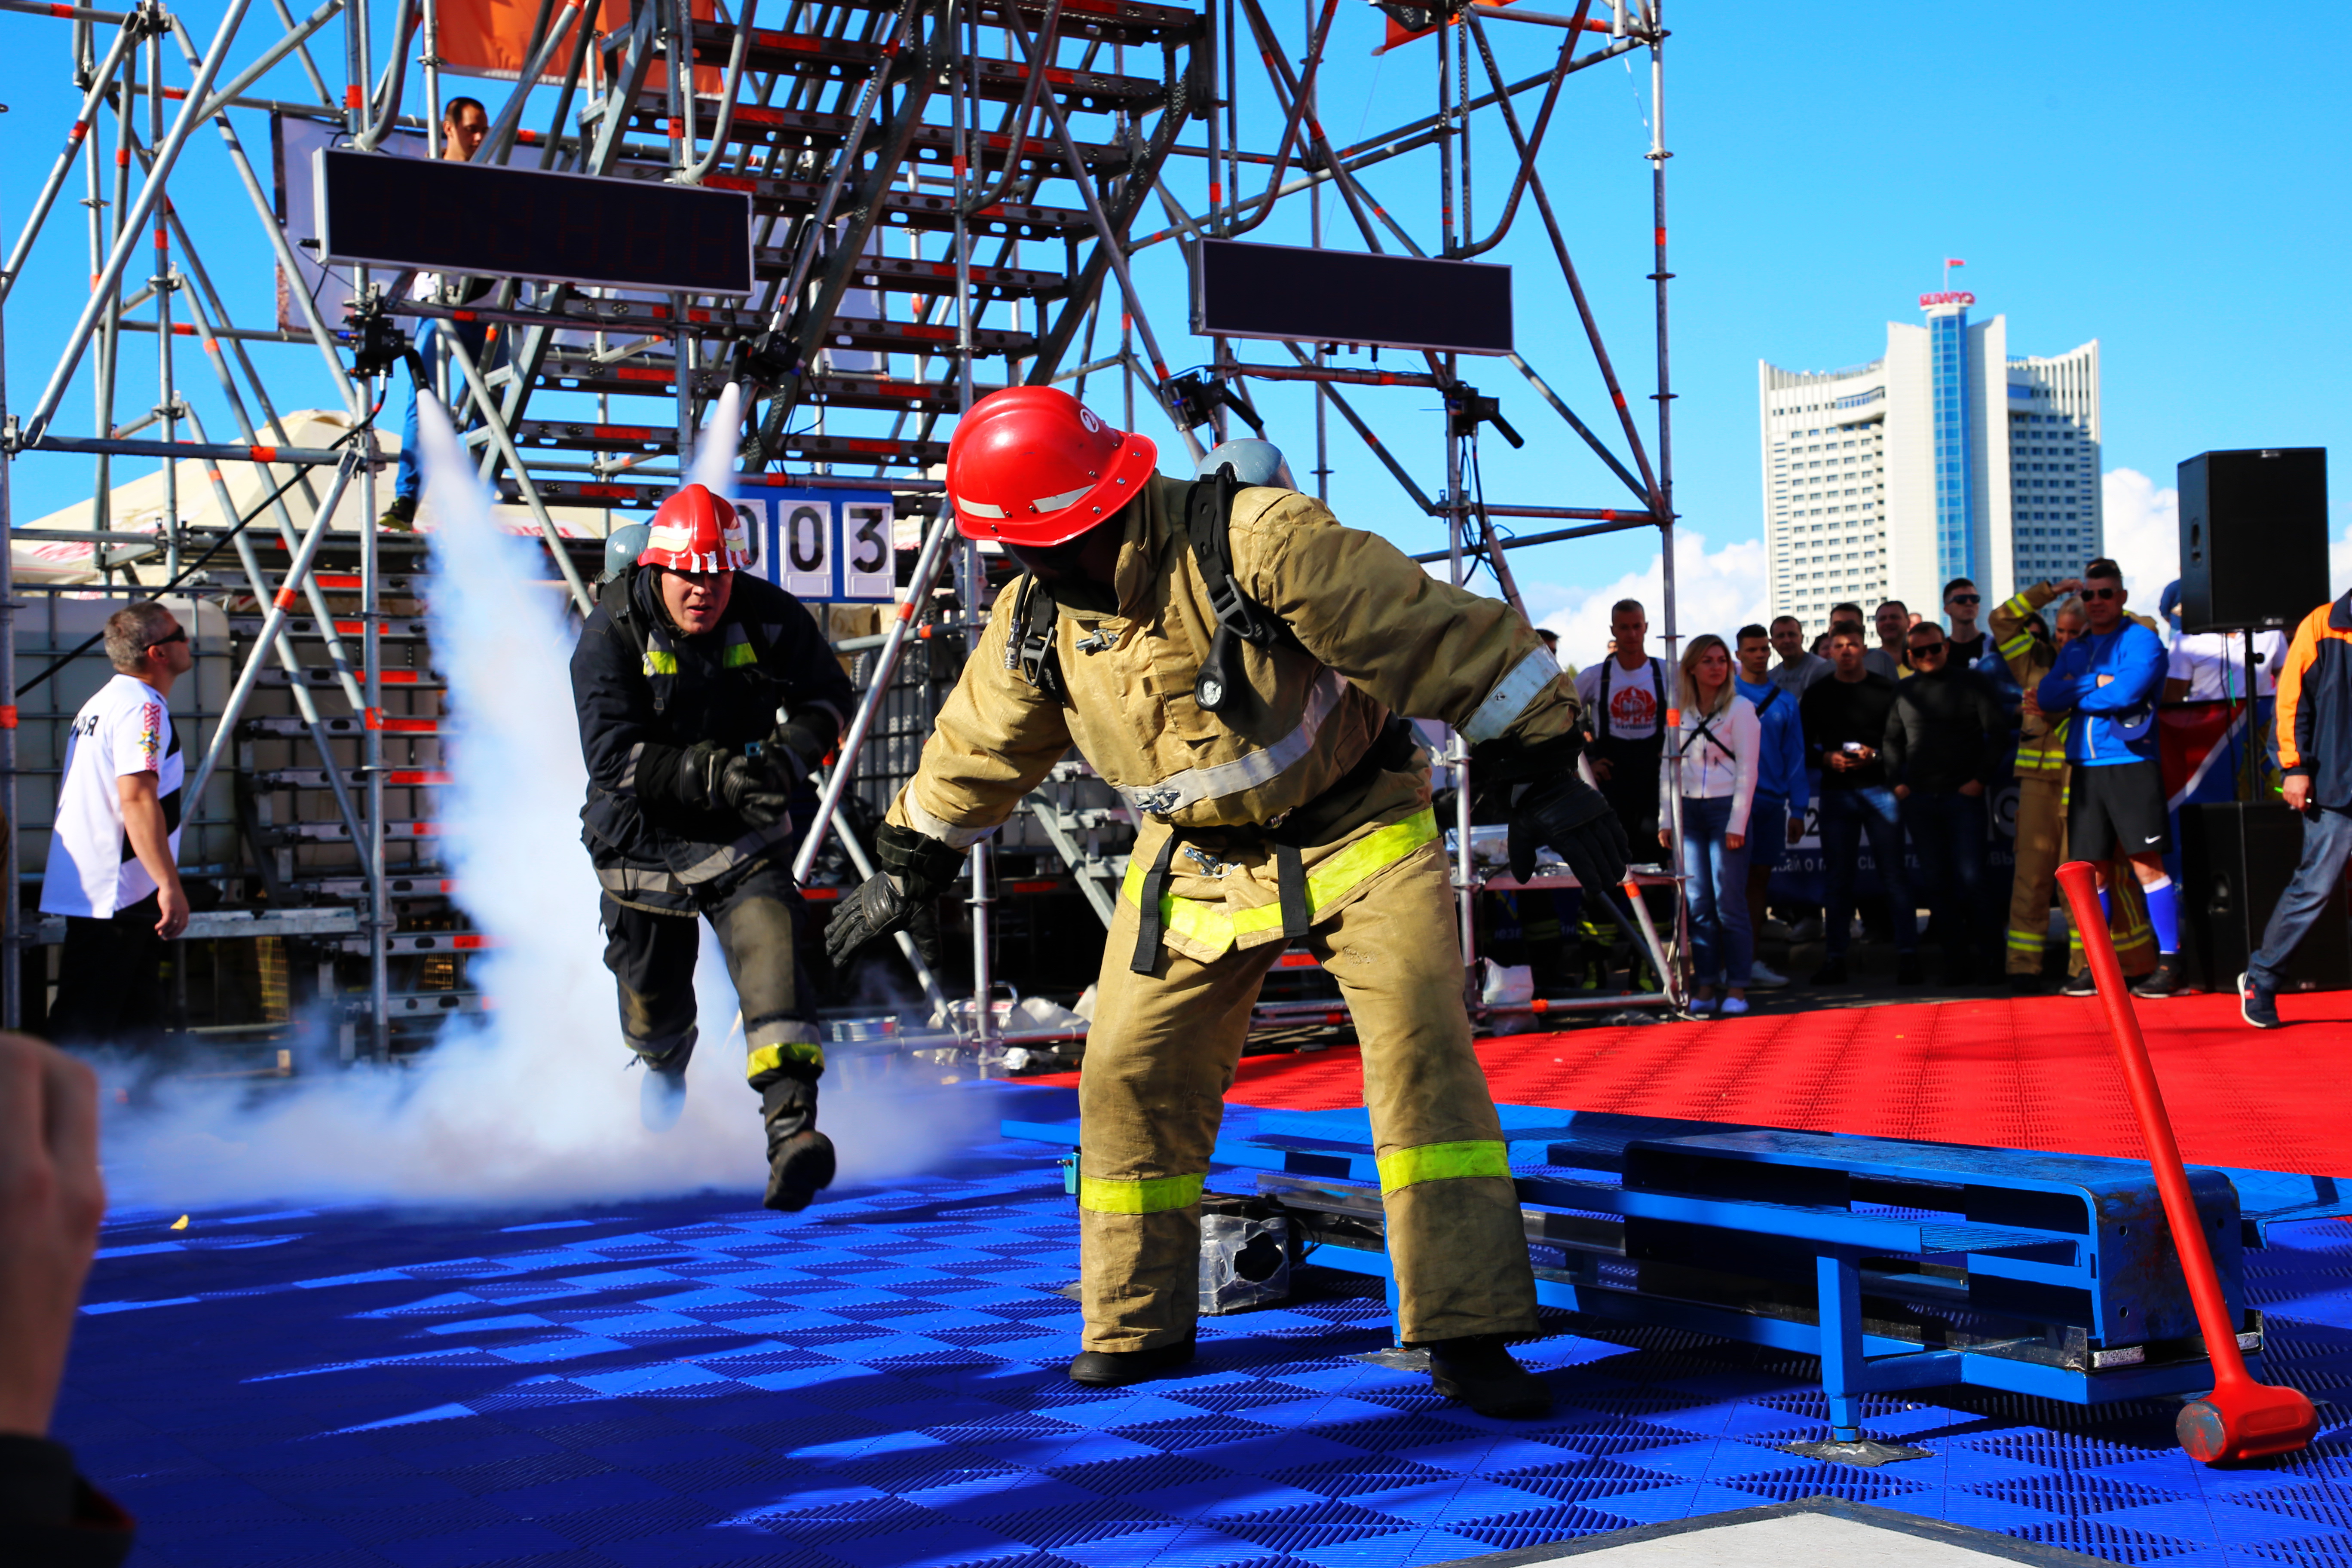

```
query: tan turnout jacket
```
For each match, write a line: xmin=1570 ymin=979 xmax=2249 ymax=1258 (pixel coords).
xmin=887 ymin=474 xmax=1577 ymax=963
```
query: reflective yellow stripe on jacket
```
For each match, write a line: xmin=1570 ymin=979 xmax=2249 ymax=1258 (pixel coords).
xmin=1377 ymin=1139 xmax=1511 ymax=1195
xmin=1119 ymin=808 xmax=1441 ymax=951
xmin=1079 ymin=1172 xmax=1205 ymax=1214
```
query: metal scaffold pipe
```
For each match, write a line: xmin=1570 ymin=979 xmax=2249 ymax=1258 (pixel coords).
xmin=791 ymin=503 xmax=963 ymax=885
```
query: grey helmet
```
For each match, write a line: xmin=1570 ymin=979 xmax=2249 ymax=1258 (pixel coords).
xmin=601 ymin=521 xmax=652 ymax=584
xmin=1198 ymin=438 xmax=1296 ymax=492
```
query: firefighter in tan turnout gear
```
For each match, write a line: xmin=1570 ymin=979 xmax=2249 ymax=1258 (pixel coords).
xmin=825 ymin=386 xmax=1629 ymax=1416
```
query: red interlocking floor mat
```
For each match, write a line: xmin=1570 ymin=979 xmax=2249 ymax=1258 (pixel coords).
xmin=1032 ymin=992 xmax=2352 ymax=1176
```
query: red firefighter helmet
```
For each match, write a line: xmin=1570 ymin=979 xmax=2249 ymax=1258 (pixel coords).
xmin=640 ymin=484 xmax=753 ymax=573
xmin=945 ymin=386 xmax=1159 ymax=547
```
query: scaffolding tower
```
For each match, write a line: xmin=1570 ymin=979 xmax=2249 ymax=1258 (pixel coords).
xmin=0 ymin=0 xmax=1681 ymax=1060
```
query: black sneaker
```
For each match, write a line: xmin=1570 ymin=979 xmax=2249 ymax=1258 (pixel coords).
xmin=378 ymin=493 xmax=418 ymax=532
xmin=1424 ymin=1335 xmax=1553 ymax=1418
xmin=1808 ymin=958 xmax=1849 ymax=986
xmin=1069 ymin=1332 xmax=1196 ymax=1387
xmin=2130 ymin=956 xmax=2185 ymax=999
xmin=2059 ymin=970 xmax=2098 ymax=997
xmin=2239 ymin=971 xmax=2283 ymax=1029
xmin=1895 ymin=953 xmax=1925 ymax=987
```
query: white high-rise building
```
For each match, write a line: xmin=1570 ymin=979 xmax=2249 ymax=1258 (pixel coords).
xmin=1758 ymin=292 xmax=2101 ymax=627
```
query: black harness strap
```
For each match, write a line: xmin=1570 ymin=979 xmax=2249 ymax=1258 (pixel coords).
xmin=1274 ymin=842 xmax=1310 ymax=940
xmin=1185 ymin=464 xmax=1285 ymax=715
xmin=1004 ymin=573 xmax=1066 ymax=703
xmin=1129 ymin=834 xmax=1181 ymax=974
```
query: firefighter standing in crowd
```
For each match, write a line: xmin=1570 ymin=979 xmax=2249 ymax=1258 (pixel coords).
xmin=571 ymin=485 xmax=856 ymax=1209
xmin=1989 ymin=579 xmax=2156 ymax=990
xmin=824 ymin=387 xmax=1629 ymax=1416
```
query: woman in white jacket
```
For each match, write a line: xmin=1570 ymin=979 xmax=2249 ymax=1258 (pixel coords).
xmin=1660 ymin=634 xmax=1759 ymax=1015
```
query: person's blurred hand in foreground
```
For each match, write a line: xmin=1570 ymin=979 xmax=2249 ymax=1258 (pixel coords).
xmin=0 ymin=1031 xmax=134 ymax=1565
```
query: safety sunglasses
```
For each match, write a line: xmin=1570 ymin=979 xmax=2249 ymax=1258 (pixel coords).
xmin=1948 ymin=594 xmax=1980 ymax=606
xmin=1910 ymin=642 xmax=1948 ymax=658
xmin=147 ymin=627 xmax=188 ymax=649
xmin=2083 ymin=586 xmax=2122 ymax=600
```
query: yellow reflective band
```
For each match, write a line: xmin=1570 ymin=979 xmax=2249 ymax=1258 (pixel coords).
xmin=2005 ymin=930 xmax=2045 ymax=951
xmin=724 ymin=641 xmax=759 ymax=668
xmin=745 ymin=1041 xmax=826 ymax=1079
xmin=1078 ymin=1172 xmax=1204 ymax=1214
xmin=1996 ymin=632 xmax=2031 ymax=659
xmin=643 ymin=650 xmax=679 ymax=676
xmin=1120 ymin=808 xmax=1441 ymax=951
xmin=1377 ymin=1139 xmax=1511 ymax=1196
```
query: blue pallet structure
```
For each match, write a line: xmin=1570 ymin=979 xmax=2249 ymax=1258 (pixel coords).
xmin=54 ymin=1095 xmax=2352 ymax=1568
xmin=1002 ymin=1100 xmax=2352 ymax=1444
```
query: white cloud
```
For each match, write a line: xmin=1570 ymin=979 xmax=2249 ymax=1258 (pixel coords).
xmin=1523 ymin=529 xmax=1770 ymax=670
xmin=2101 ymin=468 xmax=2179 ymax=605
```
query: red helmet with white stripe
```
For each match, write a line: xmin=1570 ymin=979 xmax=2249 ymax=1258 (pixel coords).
xmin=946 ymin=386 xmax=1159 ymax=547
xmin=640 ymin=484 xmax=752 ymax=573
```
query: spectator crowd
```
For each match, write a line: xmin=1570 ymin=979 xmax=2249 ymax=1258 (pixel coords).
xmin=1511 ymin=553 xmax=2328 ymax=1015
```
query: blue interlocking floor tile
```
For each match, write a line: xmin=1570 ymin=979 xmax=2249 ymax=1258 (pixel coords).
xmin=65 ymin=1137 xmax=2352 ymax=1568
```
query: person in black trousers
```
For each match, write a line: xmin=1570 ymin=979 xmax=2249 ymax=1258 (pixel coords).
xmin=1883 ymin=622 xmax=2008 ymax=985
xmin=1800 ymin=626 xmax=1917 ymax=986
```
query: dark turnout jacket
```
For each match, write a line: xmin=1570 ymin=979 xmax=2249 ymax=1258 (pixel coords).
xmin=1800 ymin=671 xmax=1899 ymax=790
xmin=571 ymin=567 xmax=853 ymax=911
xmin=2275 ymin=588 xmax=2352 ymax=809
xmin=1883 ymin=665 xmax=2008 ymax=794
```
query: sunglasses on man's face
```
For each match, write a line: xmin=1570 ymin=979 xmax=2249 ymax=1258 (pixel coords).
xmin=147 ymin=628 xmax=188 ymax=649
xmin=1948 ymin=594 xmax=1980 ymax=606
xmin=1910 ymin=642 xmax=1947 ymax=659
xmin=2083 ymin=586 xmax=2121 ymax=600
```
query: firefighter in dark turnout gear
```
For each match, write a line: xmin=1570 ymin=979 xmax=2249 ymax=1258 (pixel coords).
xmin=570 ymin=484 xmax=856 ymax=1210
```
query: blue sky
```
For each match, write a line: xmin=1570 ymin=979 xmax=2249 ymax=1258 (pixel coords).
xmin=4 ymin=0 xmax=2348 ymax=652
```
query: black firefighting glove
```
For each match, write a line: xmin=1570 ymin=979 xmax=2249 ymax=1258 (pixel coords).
xmin=759 ymin=711 xmax=839 ymax=790
xmin=1473 ymin=734 xmax=1630 ymax=891
xmin=824 ymin=821 xmax=965 ymax=970
xmin=679 ymin=740 xmax=792 ymax=830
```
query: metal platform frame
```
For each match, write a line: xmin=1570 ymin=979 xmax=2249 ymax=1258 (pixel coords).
xmin=0 ymin=0 xmax=1687 ymax=1057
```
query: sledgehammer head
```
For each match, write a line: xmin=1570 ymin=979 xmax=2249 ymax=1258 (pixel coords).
xmin=2177 ymin=1382 xmax=2319 ymax=1464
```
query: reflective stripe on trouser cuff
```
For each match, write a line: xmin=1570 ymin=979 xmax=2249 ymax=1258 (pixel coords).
xmin=747 ymin=1040 xmax=826 ymax=1079
xmin=2005 ymin=929 xmax=2045 ymax=952
xmin=1377 ymin=1139 xmax=1510 ymax=1197
xmin=1079 ymin=1172 xmax=1205 ymax=1214
xmin=1119 ymin=808 xmax=1441 ymax=954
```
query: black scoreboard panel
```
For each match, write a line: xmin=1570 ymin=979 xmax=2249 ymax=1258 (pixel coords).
xmin=315 ymin=149 xmax=754 ymax=297
xmin=1192 ymin=238 xmax=1513 ymax=356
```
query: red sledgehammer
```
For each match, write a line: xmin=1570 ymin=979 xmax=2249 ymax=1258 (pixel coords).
xmin=2055 ymin=860 xmax=2316 ymax=1463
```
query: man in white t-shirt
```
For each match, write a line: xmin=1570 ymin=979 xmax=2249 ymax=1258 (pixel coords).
xmin=1573 ymin=598 xmax=1668 ymax=844
xmin=40 ymin=602 xmax=193 ymax=1045
xmin=2165 ymin=628 xmax=2288 ymax=703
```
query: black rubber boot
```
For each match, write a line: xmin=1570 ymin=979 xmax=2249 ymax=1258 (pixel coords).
xmin=1069 ymin=1332 xmax=1196 ymax=1387
xmin=1423 ymin=1335 xmax=1552 ymax=1418
xmin=761 ymin=1076 xmax=836 ymax=1213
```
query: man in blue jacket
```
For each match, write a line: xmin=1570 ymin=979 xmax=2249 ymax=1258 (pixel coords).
xmin=1735 ymin=625 xmax=1808 ymax=988
xmin=2035 ymin=558 xmax=2181 ymax=997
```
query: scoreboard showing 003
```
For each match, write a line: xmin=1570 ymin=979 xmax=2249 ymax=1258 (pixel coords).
xmin=736 ymin=493 xmax=896 ymax=602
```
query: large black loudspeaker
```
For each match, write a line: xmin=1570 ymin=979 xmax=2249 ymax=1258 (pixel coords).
xmin=2178 ymin=802 xmax=2352 ymax=993
xmin=2178 ymin=448 xmax=2328 ymax=634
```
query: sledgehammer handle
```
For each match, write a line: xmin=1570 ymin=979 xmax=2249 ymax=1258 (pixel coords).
xmin=2053 ymin=860 xmax=2253 ymax=1390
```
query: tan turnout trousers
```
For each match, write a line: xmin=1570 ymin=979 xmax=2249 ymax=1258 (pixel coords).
xmin=2006 ymin=769 xmax=2156 ymax=978
xmin=1078 ymin=842 xmax=1540 ymax=1352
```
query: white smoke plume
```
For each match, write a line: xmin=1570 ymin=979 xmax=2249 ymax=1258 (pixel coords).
xmin=687 ymin=382 xmax=744 ymax=500
xmin=98 ymin=394 xmax=989 ymax=1209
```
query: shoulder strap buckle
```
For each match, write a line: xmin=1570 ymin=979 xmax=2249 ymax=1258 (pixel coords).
xmin=1004 ymin=573 xmax=1066 ymax=703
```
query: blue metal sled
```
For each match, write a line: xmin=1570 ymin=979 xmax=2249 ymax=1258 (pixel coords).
xmin=1001 ymin=1099 xmax=2352 ymax=1442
